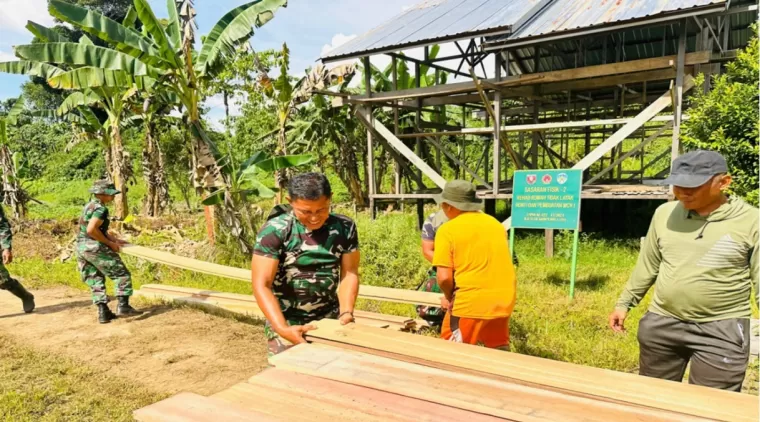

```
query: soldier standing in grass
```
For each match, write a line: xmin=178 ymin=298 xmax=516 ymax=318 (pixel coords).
xmin=252 ymin=173 xmax=360 ymax=356
xmin=610 ymin=151 xmax=758 ymax=391
xmin=77 ymin=180 xmax=142 ymax=324
xmin=0 ymin=204 xmax=34 ymax=313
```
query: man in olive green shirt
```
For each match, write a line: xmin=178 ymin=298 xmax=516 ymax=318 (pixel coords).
xmin=610 ymin=150 xmax=758 ymax=391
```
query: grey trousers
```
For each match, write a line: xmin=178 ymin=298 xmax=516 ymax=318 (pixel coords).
xmin=637 ymin=312 xmax=750 ymax=391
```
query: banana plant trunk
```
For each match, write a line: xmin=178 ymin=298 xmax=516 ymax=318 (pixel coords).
xmin=0 ymin=145 xmax=26 ymax=219
xmin=275 ymin=124 xmax=289 ymax=204
xmin=335 ymin=136 xmax=366 ymax=207
xmin=142 ymin=121 xmax=169 ymax=217
xmin=109 ymin=125 xmax=131 ymax=220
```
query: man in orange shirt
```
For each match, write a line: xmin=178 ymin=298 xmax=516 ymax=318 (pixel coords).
xmin=432 ymin=180 xmax=516 ymax=350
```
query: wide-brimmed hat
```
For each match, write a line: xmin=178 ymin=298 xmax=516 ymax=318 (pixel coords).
xmin=660 ymin=150 xmax=728 ymax=188
xmin=89 ymin=180 xmax=120 ymax=195
xmin=434 ymin=180 xmax=483 ymax=211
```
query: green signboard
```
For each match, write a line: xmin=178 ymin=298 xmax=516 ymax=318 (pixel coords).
xmin=509 ymin=169 xmax=583 ymax=298
xmin=511 ymin=169 xmax=583 ymax=230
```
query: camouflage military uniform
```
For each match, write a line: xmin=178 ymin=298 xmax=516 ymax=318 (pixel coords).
xmin=253 ymin=206 xmax=359 ymax=356
xmin=76 ymin=198 xmax=132 ymax=304
xmin=417 ymin=210 xmax=448 ymax=326
xmin=0 ymin=206 xmax=16 ymax=288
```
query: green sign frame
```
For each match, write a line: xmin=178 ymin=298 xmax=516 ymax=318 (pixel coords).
xmin=509 ymin=169 xmax=583 ymax=298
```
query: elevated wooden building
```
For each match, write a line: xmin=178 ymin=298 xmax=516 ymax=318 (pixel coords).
xmin=320 ymin=0 xmax=757 ymax=231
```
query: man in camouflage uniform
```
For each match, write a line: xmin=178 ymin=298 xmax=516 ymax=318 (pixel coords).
xmin=0 ymin=205 xmax=34 ymax=313
xmin=76 ymin=180 xmax=142 ymax=324
xmin=252 ymin=173 xmax=360 ymax=356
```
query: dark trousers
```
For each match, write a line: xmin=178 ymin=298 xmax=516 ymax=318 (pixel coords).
xmin=637 ymin=312 xmax=750 ymax=392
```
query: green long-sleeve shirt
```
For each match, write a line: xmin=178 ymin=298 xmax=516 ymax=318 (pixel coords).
xmin=616 ymin=197 xmax=759 ymax=322
xmin=0 ymin=206 xmax=12 ymax=250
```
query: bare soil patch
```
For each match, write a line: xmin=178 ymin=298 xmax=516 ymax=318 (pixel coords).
xmin=0 ymin=286 xmax=269 ymax=396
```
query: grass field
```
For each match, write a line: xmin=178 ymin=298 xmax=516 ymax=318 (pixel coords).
xmin=2 ymin=210 xmax=757 ymax=420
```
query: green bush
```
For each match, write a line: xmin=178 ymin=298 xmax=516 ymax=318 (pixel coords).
xmin=682 ymin=27 xmax=759 ymax=206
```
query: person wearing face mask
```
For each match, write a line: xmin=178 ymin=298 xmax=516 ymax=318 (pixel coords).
xmin=609 ymin=150 xmax=759 ymax=391
xmin=251 ymin=173 xmax=360 ymax=356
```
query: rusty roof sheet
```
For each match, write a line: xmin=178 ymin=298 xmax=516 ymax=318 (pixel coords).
xmin=320 ymin=0 xmax=548 ymax=61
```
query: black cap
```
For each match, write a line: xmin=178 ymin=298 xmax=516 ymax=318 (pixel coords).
xmin=660 ymin=150 xmax=728 ymax=188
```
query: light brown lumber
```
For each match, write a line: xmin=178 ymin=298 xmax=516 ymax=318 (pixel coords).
xmin=135 ymin=285 xmax=406 ymax=330
xmin=243 ymin=368 xmax=504 ymax=422
xmin=122 ymin=245 xmax=442 ymax=306
xmin=270 ymin=343 xmax=704 ymax=422
xmin=133 ymin=392 xmax=278 ymax=422
xmin=302 ymin=319 xmax=758 ymax=422
xmin=349 ymin=52 xmax=710 ymax=103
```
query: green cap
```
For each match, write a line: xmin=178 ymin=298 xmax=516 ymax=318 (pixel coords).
xmin=435 ymin=180 xmax=483 ymax=212
xmin=89 ymin=180 xmax=120 ymax=196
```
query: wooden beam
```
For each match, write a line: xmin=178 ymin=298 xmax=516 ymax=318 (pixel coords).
xmin=541 ymin=67 xmax=688 ymax=94
xmin=493 ymin=54 xmax=502 ymax=195
xmin=348 ymin=52 xmax=710 ymax=103
xmin=672 ymin=21 xmax=687 ymax=163
xmin=396 ymin=115 xmax=677 ymax=138
xmin=355 ymin=109 xmax=446 ymax=188
xmin=363 ymin=57 xmax=376 ymax=216
xmin=586 ymin=122 xmax=673 ymax=184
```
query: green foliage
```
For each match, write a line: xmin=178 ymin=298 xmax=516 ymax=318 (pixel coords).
xmin=682 ymin=27 xmax=759 ymax=206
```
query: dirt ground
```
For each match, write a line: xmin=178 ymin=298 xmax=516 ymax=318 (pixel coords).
xmin=0 ymin=286 xmax=269 ymax=396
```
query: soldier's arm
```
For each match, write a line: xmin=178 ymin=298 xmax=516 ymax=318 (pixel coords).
xmin=87 ymin=218 xmax=118 ymax=251
xmin=251 ymin=254 xmax=291 ymax=333
xmin=421 ymin=215 xmax=436 ymax=263
xmin=338 ymin=251 xmax=360 ymax=318
xmin=0 ymin=206 xmax=12 ymax=251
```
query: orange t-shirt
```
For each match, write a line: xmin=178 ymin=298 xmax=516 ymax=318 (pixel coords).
xmin=432 ymin=212 xmax=516 ymax=319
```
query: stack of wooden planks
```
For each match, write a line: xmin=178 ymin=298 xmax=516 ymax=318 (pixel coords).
xmin=134 ymin=284 xmax=416 ymax=330
xmin=134 ymin=319 xmax=758 ymax=421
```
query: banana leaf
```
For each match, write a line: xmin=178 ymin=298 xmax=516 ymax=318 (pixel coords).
xmin=14 ymin=42 xmax=159 ymax=77
xmin=57 ymin=91 xmax=103 ymax=116
xmin=165 ymin=0 xmax=182 ymax=52
xmin=0 ymin=60 xmax=64 ymax=79
xmin=48 ymin=67 xmax=155 ymax=90
xmin=197 ymin=0 xmax=287 ymax=76
xmin=26 ymin=21 xmax=68 ymax=42
xmin=133 ymin=0 xmax=180 ymax=67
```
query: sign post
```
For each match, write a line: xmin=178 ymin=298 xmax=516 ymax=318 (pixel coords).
xmin=511 ymin=169 xmax=583 ymax=298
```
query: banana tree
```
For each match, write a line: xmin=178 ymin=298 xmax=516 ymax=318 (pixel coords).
xmin=140 ymin=94 xmax=173 ymax=217
xmin=34 ymin=0 xmax=288 ymax=239
xmin=0 ymin=97 xmax=32 ymax=218
xmin=202 ymin=151 xmax=313 ymax=253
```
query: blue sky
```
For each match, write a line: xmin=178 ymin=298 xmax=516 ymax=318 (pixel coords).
xmin=0 ymin=0 xmax=415 ymax=105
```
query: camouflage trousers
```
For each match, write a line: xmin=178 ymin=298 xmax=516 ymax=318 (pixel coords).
xmin=0 ymin=262 xmax=19 ymax=290
xmin=265 ymin=310 xmax=338 ymax=358
xmin=76 ymin=243 xmax=132 ymax=304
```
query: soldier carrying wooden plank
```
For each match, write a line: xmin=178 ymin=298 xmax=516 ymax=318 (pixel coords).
xmin=252 ymin=173 xmax=360 ymax=356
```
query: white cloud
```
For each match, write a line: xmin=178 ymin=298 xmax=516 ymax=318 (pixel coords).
xmin=321 ymin=33 xmax=357 ymax=58
xmin=0 ymin=0 xmax=56 ymax=34
xmin=0 ymin=51 xmax=18 ymax=62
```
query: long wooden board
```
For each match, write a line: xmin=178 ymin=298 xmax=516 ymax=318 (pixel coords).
xmin=122 ymin=245 xmax=442 ymax=306
xmin=234 ymin=368 xmax=504 ymax=422
xmin=133 ymin=392 xmax=278 ymax=422
xmin=303 ymin=319 xmax=758 ymax=422
xmin=270 ymin=343 xmax=703 ymax=422
xmin=134 ymin=284 xmax=412 ymax=330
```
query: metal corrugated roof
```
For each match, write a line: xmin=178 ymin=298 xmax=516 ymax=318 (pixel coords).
xmin=320 ymin=0 xmax=548 ymax=62
xmin=492 ymin=0 xmax=727 ymax=47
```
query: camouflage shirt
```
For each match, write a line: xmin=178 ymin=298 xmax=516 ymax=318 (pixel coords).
xmin=0 ymin=206 xmax=12 ymax=250
xmin=253 ymin=211 xmax=359 ymax=326
xmin=421 ymin=210 xmax=449 ymax=242
xmin=77 ymin=199 xmax=110 ymax=247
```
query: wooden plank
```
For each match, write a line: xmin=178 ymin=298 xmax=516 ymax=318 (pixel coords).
xmin=244 ymin=368 xmax=504 ymax=422
xmin=355 ymin=109 xmax=446 ymax=188
xmin=122 ymin=246 xmax=441 ymax=307
xmin=134 ymin=392 xmax=278 ymax=422
xmin=349 ymin=52 xmax=710 ymax=103
xmin=270 ymin=344 xmax=705 ymax=422
xmin=541 ymin=67 xmax=686 ymax=94
xmin=302 ymin=320 xmax=758 ymax=422
xmin=136 ymin=285 xmax=409 ymax=330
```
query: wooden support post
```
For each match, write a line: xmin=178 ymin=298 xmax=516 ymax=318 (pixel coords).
xmin=617 ymin=86 xmax=625 ymax=183
xmin=363 ymin=56 xmax=376 ymax=219
xmin=392 ymin=56 xmax=401 ymax=199
xmin=545 ymin=229 xmax=554 ymax=258
xmin=583 ymin=103 xmax=591 ymax=180
xmin=415 ymin=62 xmax=423 ymax=186
xmin=493 ymin=53 xmax=502 ymax=196
xmin=672 ymin=20 xmax=687 ymax=163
